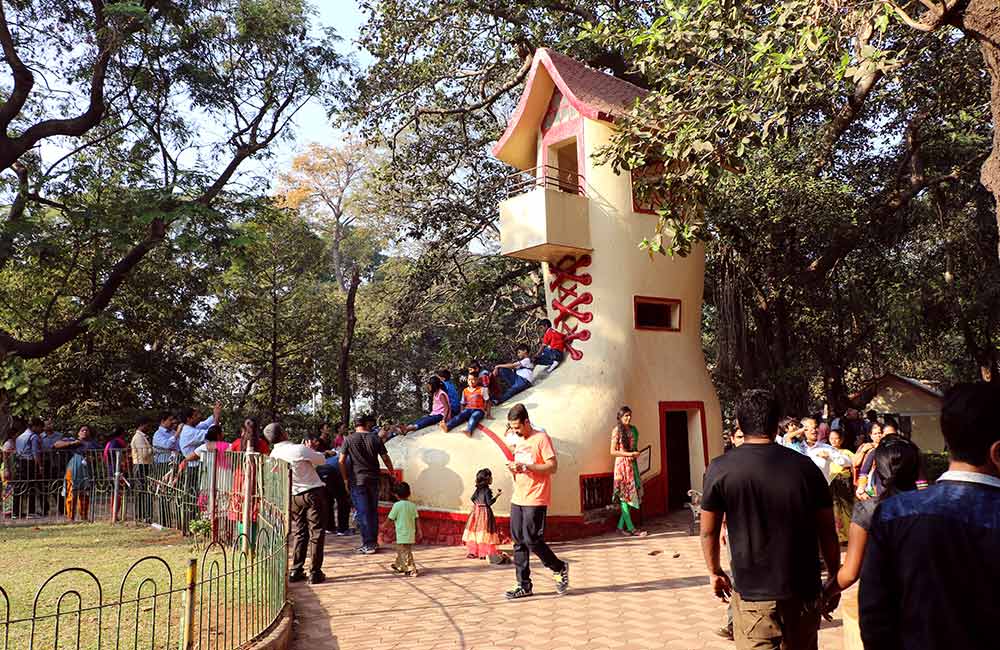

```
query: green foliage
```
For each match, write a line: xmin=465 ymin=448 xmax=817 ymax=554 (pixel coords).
xmin=922 ymin=451 xmax=949 ymax=484
xmin=1 ymin=358 xmax=49 ymax=417
xmin=189 ymin=517 xmax=213 ymax=550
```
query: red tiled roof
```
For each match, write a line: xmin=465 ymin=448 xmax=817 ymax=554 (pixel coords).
xmin=492 ymin=48 xmax=649 ymax=168
xmin=539 ymin=48 xmax=649 ymax=119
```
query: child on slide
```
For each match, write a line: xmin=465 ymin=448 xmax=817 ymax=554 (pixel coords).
xmin=441 ymin=372 xmax=491 ymax=436
xmin=400 ymin=376 xmax=452 ymax=433
xmin=534 ymin=319 xmax=565 ymax=372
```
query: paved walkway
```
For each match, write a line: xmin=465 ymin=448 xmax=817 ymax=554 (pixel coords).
xmin=289 ymin=512 xmax=845 ymax=650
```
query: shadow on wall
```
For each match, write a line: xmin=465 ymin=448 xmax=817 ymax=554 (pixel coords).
xmin=412 ymin=449 xmax=464 ymax=511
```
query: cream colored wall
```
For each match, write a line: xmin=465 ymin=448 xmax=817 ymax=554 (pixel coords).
xmin=865 ymin=378 xmax=944 ymax=451
xmin=385 ymin=116 xmax=723 ymax=518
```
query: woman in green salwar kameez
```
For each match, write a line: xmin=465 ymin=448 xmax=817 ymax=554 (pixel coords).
xmin=611 ymin=406 xmax=646 ymax=536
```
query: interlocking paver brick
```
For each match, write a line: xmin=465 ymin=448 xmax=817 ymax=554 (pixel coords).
xmin=289 ymin=511 xmax=843 ymax=650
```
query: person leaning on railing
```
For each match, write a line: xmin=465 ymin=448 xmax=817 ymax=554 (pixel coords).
xmin=131 ymin=417 xmax=155 ymax=523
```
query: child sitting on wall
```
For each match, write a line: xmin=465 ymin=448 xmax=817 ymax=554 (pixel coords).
xmin=401 ymin=376 xmax=452 ymax=433
xmin=468 ymin=360 xmax=492 ymax=390
xmin=441 ymin=372 xmax=491 ymax=436
xmin=492 ymin=344 xmax=535 ymax=405
xmin=436 ymin=369 xmax=462 ymax=415
xmin=534 ymin=318 xmax=565 ymax=372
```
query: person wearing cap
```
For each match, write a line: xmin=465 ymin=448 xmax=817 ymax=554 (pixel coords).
xmin=265 ymin=422 xmax=328 ymax=584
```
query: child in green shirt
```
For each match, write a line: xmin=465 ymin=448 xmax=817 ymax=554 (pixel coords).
xmin=387 ymin=482 xmax=420 ymax=576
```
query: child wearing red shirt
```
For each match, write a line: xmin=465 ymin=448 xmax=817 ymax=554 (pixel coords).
xmin=534 ymin=318 xmax=565 ymax=371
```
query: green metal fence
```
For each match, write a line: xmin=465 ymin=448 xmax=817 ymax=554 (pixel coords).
xmin=0 ymin=450 xmax=290 ymax=650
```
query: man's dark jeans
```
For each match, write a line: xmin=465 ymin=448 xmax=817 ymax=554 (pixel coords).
xmin=350 ymin=482 xmax=380 ymax=548
xmin=290 ymin=486 xmax=328 ymax=574
xmin=510 ymin=504 xmax=565 ymax=590
xmin=317 ymin=465 xmax=351 ymax=533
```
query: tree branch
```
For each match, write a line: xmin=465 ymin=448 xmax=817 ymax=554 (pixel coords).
xmin=0 ymin=1 xmax=35 ymax=131
xmin=0 ymin=218 xmax=167 ymax=359
xmin=392 ymin=53 xmax=533 ymax=145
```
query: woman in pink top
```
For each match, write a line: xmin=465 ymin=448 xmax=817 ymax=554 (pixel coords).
xmin=402 ymin=376 xmax=453 ymax=433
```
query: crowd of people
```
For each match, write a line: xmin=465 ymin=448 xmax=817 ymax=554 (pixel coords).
xmin=702 ymin=383 xmax=999 ymax=650
xmin=383 ymin=319 xmax=567 ymax=438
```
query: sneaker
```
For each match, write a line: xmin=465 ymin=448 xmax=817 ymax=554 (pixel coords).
xmin=308 ymin=571 xmax=326 ymax=585
xmin=405 ymin=569 xmax=419 ymax=577
xmin=335 ymin=530 xmax=349 ymax=537
xmin=547 ymin=361 xmax=559 ymax=372
xmin=361 ymin=546 xmax=377 ymax=555
xmin=288 ymin=570 xmax=307 ymax=583
xmin=504 ymin=584 xmax=533 ymax=600
xmin=391 ymin=564 xmax=404 ymax=573
xmin=715 ymin=625 xmax=734 ymax=640
xmin=355 ymin=546 xmax=369 ymax=555
xmin=554 ymin=562 xmax=569 ymax=595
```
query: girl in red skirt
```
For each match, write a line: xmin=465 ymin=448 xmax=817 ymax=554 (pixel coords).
xmin=462 ymin=468 xmax=501 ymax=558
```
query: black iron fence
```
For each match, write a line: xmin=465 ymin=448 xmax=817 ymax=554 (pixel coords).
xmin=0 ymin=449 xmax=290 ymax=650
xmin=504 ymin=164 xmax=587 ymax=199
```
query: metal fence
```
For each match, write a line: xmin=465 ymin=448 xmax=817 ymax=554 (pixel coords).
xmin=0 ymin=449 xmax=290 ymax=650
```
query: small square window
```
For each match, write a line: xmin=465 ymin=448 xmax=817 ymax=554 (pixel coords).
xmin=634 ymin=296 xmax=681 ymax=331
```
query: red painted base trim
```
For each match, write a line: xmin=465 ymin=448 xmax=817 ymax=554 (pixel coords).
xmin=376 ymin=505 xmax=617 ymax=546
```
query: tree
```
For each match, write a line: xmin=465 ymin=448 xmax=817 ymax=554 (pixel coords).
xmin=0 ymin=0 xmax=345 ymax=363
xmin=279 ymin=140 xmax=379 ymax=290
xmin=210 ymin=206 xmax=337 ymax=421
xmin=585 ymin=1 xmax=997 ymax=261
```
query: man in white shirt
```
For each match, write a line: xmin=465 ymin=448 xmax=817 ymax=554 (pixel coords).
xmin=131 ymin=417 xmax=154 ymax=522
xmin=265 ymin=422 xmax=328 ymax=584
xmin=492 ymin=344 xmax=536 ymax=404
xmin=792 ymin=418 xmax=852 ymax=483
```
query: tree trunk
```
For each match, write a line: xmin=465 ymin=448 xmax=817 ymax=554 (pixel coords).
xmin=338 ymin=267 xmax=361 ymax=429
xmin=331 ymin=224 xmax=346 ymax=291
xmin=962 ymin=1 xmax=1000 ymax=256
xmin=269 ymin=277 xmax=279 ymax=423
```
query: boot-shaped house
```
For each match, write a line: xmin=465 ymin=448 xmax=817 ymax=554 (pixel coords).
xmin=385 ymin=49 xmax=722 ymax=542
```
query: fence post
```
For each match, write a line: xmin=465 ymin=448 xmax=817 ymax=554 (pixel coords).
xmin=180 ymin=557 xmax=197 ymax=650
xmin=284 ymin=466 xmax=292 ymax=595
xmin=240 ymin=452 xmax=255 ymax=554
xmin=111 ymin=450 xmax=121 ymax=524
xmin=208 ymin=451 xmax=218 ymax=544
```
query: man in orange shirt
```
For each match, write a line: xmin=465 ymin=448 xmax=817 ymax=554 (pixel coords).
xmin=504 ymin=404 xmax=570 ymax=599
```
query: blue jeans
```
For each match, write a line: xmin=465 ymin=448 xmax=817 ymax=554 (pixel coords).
xmin=536 ymin=347 xmax=563 ymax=366
xmin=495 ymin=368 xmax=532 ymax=404
xmin=350 ymin=483 xmax=380 ymax=548
xmin=410 ymin=413 xmax=444 ymax=429
xmin=445 ymin=409 xmax=485 ymax=433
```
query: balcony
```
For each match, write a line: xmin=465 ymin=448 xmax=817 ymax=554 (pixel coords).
xmin=499 ymin=165 xmax=592 ymax=263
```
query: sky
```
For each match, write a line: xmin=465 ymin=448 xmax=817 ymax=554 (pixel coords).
xmin=272 ymin=0 xmax=369 ymax=166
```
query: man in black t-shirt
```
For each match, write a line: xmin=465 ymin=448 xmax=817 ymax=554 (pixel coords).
xmin=700 ymin=389 xmax=840 ymax=650
xmin=339 ymin=413 xmax=393 ymax=554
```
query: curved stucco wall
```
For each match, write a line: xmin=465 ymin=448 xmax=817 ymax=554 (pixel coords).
xmin=386 ymin=118 xmax=722 ymax=518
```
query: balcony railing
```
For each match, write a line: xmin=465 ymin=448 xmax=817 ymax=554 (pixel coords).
xmin=504 ymin=164 xmax=586 ymax=199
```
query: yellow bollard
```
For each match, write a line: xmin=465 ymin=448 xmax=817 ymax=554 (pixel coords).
xmin=180 ymin=558 xmax=197 ymax=650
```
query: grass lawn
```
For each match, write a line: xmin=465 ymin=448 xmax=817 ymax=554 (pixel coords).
xmin=0 ymin=522 xmax=284 ymax=650
xmin=0 ymin=522 xmax=194 ymax=649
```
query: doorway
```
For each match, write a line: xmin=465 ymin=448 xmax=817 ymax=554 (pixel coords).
xmin=548 ymin=138 xmax=579 ymax=193
xmin=662 ymin=410 xmax=692 ymax=510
